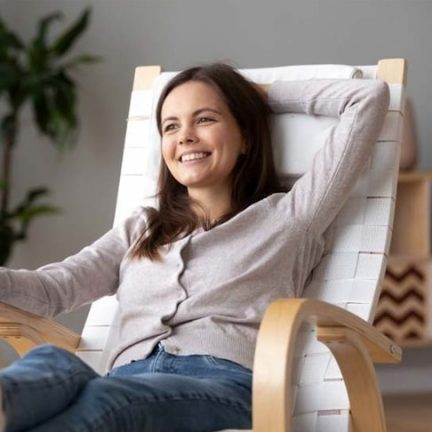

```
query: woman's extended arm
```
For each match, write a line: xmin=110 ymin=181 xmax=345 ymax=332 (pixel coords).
xmin=0 ymin=207 xmax=146 ymax=318
xmin=266 ymin=78 xmax=390 ymax=236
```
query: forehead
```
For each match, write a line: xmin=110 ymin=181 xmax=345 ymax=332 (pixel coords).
xmin=161 ymin=81 xmax=227 ymax=117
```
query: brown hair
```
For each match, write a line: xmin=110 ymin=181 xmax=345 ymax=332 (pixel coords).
xmin=128 ymin=63 xmax=286 ymax=261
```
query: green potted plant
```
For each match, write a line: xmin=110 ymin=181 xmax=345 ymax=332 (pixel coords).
xmin=0 ymin=8 xmax=99 ymax=266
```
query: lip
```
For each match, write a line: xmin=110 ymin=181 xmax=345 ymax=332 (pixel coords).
xmin=180 ymin=155 xmax=212 ymax=165
xmin=178 ymin=151 xmax=212 ymax=162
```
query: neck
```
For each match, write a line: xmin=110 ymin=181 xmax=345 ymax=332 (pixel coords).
xmin=188 ymin=185 xmax=233 ymax=223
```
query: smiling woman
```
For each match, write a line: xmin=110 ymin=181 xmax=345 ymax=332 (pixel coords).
xmin=0 ymin=62 xmax=391 ymax=432
xmin=161 ymin=81 xmax=247 ymax=218
xmin=129 ymin=63 xmax=284 ymax=261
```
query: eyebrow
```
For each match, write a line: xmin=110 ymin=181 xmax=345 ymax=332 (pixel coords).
xmin=161 ymin=108 xmax=222 ymax=125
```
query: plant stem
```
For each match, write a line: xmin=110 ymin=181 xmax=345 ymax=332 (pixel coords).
xmin=1 ymin=132 xmax=15 ymax=216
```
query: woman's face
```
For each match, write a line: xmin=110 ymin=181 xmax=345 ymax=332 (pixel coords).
xmin=160 ymin=81 xmax=246 ymax=197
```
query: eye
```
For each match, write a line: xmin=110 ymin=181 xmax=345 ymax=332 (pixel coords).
xmin=197 ymin=117 xmax=214 ymax=124
xmin=163 ymin=123 xmax=177 ymax=133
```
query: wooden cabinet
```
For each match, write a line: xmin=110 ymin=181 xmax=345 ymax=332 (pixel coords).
xmin=374 ymin=171 xmax=432 ymax=346
xmin=390 ymin=171 xmax=432 ymax=255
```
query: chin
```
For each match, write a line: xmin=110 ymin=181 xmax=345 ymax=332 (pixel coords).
xmin=178 ymin=176 xmax=207 ymax=188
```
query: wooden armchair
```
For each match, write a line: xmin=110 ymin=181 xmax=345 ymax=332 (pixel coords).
xmin=0 ymin=58 xmax=407 ymax=432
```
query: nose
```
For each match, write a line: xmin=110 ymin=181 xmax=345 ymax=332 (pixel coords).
xmin=178 ymin=127 xmax=198 ymax=145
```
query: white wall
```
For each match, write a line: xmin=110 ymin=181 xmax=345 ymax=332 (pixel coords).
xmin=0 ymin=0 xmax=431 ymax=392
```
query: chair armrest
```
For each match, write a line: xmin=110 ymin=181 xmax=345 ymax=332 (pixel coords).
xmin=253 ymin=298 xmax=401 ymax=432
xmin=0 ymin=302 xmax=80 ymax=356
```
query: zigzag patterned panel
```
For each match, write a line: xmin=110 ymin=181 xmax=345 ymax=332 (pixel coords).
xmin=374 ymin=257 xmax=431 ymax=343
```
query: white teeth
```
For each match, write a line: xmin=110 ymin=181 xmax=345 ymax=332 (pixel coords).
xmin=181 ymin=152 xmax=210 ymax=162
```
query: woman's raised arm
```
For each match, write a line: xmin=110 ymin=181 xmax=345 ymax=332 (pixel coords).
xmin=266 ymin=78 xmax=390 ymax=237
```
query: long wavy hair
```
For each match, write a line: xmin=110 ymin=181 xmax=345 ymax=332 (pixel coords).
xmin=128 ymin=63 xmax=285 ymax=260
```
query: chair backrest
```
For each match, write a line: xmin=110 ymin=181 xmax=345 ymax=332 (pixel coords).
xmin=75 ymin=59 xmax=406 ymax=431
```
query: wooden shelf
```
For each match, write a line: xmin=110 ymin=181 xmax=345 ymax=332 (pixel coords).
xmin=374 ymin=170 xmax=432 ymax=346
xmin=398 ymin=170 xmax=432 ymax=183
xmin=390 ymin=171 xmax=431 ymax=255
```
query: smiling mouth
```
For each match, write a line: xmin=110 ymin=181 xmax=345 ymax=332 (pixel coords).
xmin=179 ymin=152 xmax=211 ymax=162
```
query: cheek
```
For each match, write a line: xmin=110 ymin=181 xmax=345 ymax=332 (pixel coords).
xmin=161 ymin=139 xmax=175 ymax=164
xmin=219 ymin=130 xmax=245 ymax=162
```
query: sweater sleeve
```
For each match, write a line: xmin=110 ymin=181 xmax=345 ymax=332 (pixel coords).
xmin=0 ymin=207 xmax=147 ymax=318
xmin=267 ymin=78 xmax=390 ymax=236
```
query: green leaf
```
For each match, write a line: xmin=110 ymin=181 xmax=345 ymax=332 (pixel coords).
xmin=15 ymin=204 xmax=60 ymax=223
xmin=0 ymin=19 xmax=24 ymax=53
xmin=31 ymin=89 xmax=51 ymax=135
xmin=10 ymin=187 xmax=51 ymax=218
xmin=52 ymin=72 xmax=77 ymax=127
xmin=29 ymin=12 xmax=63 ymax=73
xmin=31 ymin=72 xmax=78 ymax=150
xmin=26 ymin=187 xmax=51 ymax=202
xmin=0 ymin=15 xmax=6 ymax=33
xmin=8 ymin=33 xmax=24 ymax=50
xmin=0 ymin=64 xmax=18 ymax=93
xmin=12 ymin=201 xmax=61 ymax=245
xmin=48 ymin=110 xmax=73 ymax=151
xmin=62 ymin=53 xmax=102 ymax=69
xmin=33 ymin=12 xmax=63 ymax=51
xmin=51 ymin=8 xmax=91 ymax=57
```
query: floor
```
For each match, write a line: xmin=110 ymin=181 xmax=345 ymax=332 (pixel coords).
xmin=383 ymin=393 xmax=432 ymax=432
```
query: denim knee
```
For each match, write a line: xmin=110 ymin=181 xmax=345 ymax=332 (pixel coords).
xmin=24 ymin=344 xmax=74 ymax=358
xmin=0 ymin=345 xmax=100 ymax=432
xmin=22 ymin=344 xmax=98 ymax=377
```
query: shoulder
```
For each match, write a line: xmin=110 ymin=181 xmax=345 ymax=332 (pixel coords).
xmin=116 ymin=205 xmax=153 ymax=245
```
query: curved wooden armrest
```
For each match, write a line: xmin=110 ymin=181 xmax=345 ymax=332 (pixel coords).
xmin=0 ymin=302 xmax=80 ymax=356
xmin=253 ymin=298 xmax=401 ymax=432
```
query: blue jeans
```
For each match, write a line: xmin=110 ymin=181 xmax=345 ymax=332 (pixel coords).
xmin=0 ymin=344 xmax=252 ymax=432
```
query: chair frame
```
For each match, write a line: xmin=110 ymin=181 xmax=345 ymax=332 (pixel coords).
xmin=0 ymin=58 xmax=407 ymax=432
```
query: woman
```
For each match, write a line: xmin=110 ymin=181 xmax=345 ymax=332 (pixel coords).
xmin=0 ymin=63 xmax=390 ymax=431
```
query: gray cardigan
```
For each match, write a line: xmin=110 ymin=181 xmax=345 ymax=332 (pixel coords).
xmin=0 ymin=78 xmax=390 ymax=371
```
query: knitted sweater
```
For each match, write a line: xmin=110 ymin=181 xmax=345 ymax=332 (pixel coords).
xmin=0 ymin=78 xmax=390 ymax=371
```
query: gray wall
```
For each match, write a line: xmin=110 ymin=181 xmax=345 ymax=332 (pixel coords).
xmin=0 ymin=0 xmax=431 ymax=393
